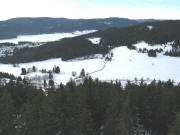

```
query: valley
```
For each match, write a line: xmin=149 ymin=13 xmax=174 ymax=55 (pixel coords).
xmin=0 ymin=20 xmax=179 ymax=87
xmin=0 ymin=0 xmax=180 ymax=134
xmin=0 ymin=16 xmax=179 ymax=135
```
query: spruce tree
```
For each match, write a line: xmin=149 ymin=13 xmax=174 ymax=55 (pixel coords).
xmin=20 ymin=95 xmax=43 ymax=135
xmin=80 ymin=68 xmax=85 ymax=77
xmin=0 ymin=90 xmax=16 ymax=135
xmin=21 ymin=68 xmax=27 ymax=75
xmin=168 ymin=113 xmax=180 ymax=135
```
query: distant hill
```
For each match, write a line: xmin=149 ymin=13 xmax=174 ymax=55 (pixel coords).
xmin=88 ymin=20 xmax=180 ymax=46
xmin=136 ymin=19 xmax=161 ymax=23
xmin=0 ymin=17 xmax=159 ymax=39
xmin=1 ymin=20 xmax=179 ymax=64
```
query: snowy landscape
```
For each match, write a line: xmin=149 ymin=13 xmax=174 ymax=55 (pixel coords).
xmin=0 ymin=38 xmax=179 ymax=86
xmin=1 ymin=0 xmax=180 ymax=133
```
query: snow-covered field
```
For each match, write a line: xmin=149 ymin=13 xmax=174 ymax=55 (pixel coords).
xmin=0 ymin=42 xmax=179 ymax=85
xmin=0 ymin=30 xmax=97 ymax=44
xmin=93 ymin=46 xmax=180 ymax=82
xmin=134 ymin=41 xmax=173 ymax=52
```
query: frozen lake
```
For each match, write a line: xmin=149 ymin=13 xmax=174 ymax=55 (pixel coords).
xmin=0 ymin=30 xmax=97 ymax=44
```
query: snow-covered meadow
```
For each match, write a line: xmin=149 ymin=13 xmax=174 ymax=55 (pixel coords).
xmin=87 ymin=37 xmax=101 ymax=44
xmin=134 ymin=41 xmax=173 ymax=52
xmin=0 ymin=42 xmax=179 ymax=85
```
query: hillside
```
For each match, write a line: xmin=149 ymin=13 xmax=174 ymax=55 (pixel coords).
xmin=0 ymin=17 xmax=161 ymax=40
xmin=89 ymin=20 xmax=180 ymax=46
xmin=0 ymin=20 xmax=179 ymax=64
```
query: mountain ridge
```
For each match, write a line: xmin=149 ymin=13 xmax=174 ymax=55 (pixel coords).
xmin=0 ymin=17 xmax=160 ymax=39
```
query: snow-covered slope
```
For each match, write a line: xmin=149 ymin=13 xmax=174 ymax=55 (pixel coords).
xmin=92 ymin=46 xmax=180 ymax=82
xmin=0 ymin=42 xmax=179 ymax=85
xmin=134 ymin=41 xmax=173 ymax=52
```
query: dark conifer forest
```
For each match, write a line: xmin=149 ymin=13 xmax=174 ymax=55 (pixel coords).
xmin=0 ymin=74 xmax=180 ymax=135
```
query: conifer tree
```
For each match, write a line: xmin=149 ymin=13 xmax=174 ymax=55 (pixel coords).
xmin=20 ymin=94 xmax=44 ymax=135
xmin=80 ymin=68 xmax=85 ymax=77
xmin=0 ymin=90 xmax=16 ymax=135
xmin=49 ymin=72 xmax=53 ymax=79
xmin=43 ymin=80 xmax=47 ymax=88
xmin=168 ymin=113 xmax=180 ymax=135
xmin=21 ymin=68 xmax=27 ymax=75
xmin=49 ymin=79 xmax=54 ymax=87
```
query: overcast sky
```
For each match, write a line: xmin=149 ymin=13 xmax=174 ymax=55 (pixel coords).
xmin=0 ymin=0 xmax=179 ymax=21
